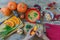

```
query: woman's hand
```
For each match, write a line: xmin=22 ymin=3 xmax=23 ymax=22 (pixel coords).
xmin=23 ymin=27 xmax=37 ymax=40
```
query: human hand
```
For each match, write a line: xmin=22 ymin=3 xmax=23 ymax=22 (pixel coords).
xmin=36 ymin=25 xmax=43 ymax=37
xmin=24 ymin=27 xmax=38 ymax=40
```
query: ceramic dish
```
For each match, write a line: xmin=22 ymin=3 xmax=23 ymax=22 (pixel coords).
xmin=44 ymin=11 xmax=54 ymax=21
xmin=25 ymin=8 xmax=41 ymax=23
xmin=24 ymin=22 xmax=35 ymax=34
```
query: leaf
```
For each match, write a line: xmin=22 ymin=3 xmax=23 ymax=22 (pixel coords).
xmin=26 ymin=24 xmax=32 ymax=29
xmin=28 ymin=15 xmax=32 ymax=19
xmin=1 ymin=25 xmax=12 ymax=35
xmin=3 ymin=25 xmax=12 ymax=30
xmin=34 ymin=13 xmax=38 ymax=17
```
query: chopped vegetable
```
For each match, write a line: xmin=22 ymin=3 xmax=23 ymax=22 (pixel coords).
xmin=34 ymin=13 xmax=38 ymax=17
xmin=1 ymin=25 xmax=12 ymax=35
xmin=4 ymin=20 xmax=15 ymax=27
xmin=4 ymin=25 xmax=12 ymax=30
xmin=28 ymin=15 xmax=32 ymax=19
xmin=26 ymin=24 xmax=32 ymax=29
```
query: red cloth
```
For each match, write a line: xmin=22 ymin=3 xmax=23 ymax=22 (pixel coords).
xmin=45 ymin=23 xmax=60 ymax=40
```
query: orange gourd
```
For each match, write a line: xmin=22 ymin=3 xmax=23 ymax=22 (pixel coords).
xmin=17 ymin=2 xmax=27 ymax=13
xmin=8 ymin=1 xmax=17 ymax=10
xmin=1 ymin=7 xmax=11 ymax=16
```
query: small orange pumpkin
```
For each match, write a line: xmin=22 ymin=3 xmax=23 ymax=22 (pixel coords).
xmin=8 ymin=1 xmax=17 ymax=10
xmin=1 ymin=7 xmax=11 ymax=16
xmin=17 ymin=2 xmax=27 ymax=13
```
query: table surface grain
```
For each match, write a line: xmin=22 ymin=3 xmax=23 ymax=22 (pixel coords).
xmin=0 ymin=0 xmax=60 ymax=40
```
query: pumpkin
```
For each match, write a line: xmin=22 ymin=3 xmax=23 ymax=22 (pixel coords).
xmin=17 ymin=2 xmax=27 ymax=13
xmin=4 ymin=20 xmax=15 ymax=27
xmin=8 ymin=1 xmax=17 ymax=10
xmin=1 ymin=7 xmax=11 ymax=16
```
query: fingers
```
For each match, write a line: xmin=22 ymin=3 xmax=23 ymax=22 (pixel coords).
xmin=27 ymin=27 xmax=36 ymax=36
xmin=26 ymin=26 xmax=38 ymax=39
xmin=36 ymin=31 xmax=42 ymax=37
xmin=27 ymin=27 xmax=34 ymax=34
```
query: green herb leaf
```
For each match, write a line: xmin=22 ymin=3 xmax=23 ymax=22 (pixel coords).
xmin=28 ymin=15 xmax=32 ymax=19
xmin=34 ymin=13 xmax=38 ymax=17
xmin=26 ymin=24 xmax=32 ymax=29
xmin=4 ymin=25 xmax=12 ymax=30
xmin=1 ymin=25 xmax=12 ymax=35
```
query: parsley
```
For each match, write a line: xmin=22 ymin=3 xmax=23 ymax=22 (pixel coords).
xmin=28 ymin=15 xmax=32 ymax=19
xmin=34 ymin=13 xmax=38 ymax=17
